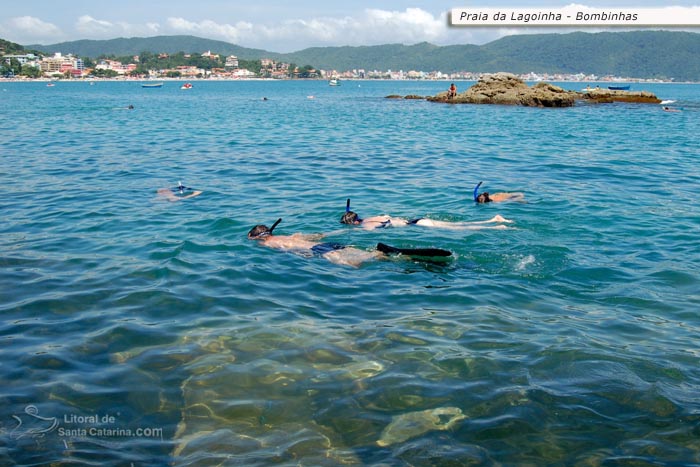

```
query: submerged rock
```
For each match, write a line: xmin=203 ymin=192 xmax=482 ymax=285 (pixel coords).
xmin=377 ymin=406 xmax=467 ymax=447
xmin=384 ymin=94 xmax=425 ymax=100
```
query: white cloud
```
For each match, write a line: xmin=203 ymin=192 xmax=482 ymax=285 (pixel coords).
xmin=166 ymin=17 xmax=253 ymax=44
xmin=76 ymin=15 xmax=114 ymax=35
xmin=159 ymin=8 xmax=549 ymax=52
xmin=164 ymin=8 xmax=461 ymax=52
xmin=1 ymin=16 xmax=63 ymax=44
xmin=0 ymin=8 xmax=555 ymax=50
xmin=75 ymin=15 xmax=161 ymax=39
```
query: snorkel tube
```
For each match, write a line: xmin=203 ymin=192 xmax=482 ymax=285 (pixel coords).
xmin=341 ymin=199 xmax=362 ymax=224
xmin=173 ymin=181 xmax=192 ymax=194
xmin=473 ymin=182 xmax=483 ymax=202
xmin=269 ymin=218 xmax=282 ymax=235
xmin=247 ymin=218 xmax=282 ymax=239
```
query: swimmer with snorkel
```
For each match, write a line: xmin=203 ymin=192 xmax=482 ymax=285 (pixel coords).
xmin=248 ymin=218 xmax=451 ymax=267
xmin=473 ymin=181 xmax=525 ymax=204
xmin=340 ymin=199 xmax=513 ymax=230
xmin=157 ymin=181 xmax=203 ymax=202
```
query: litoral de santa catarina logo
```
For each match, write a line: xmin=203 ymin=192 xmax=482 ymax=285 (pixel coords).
xmin=9 ymin=404 xmax=164 ymax=441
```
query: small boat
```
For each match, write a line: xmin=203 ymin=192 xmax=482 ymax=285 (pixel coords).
xmin=329 ymin=78 xmax=340 ymax=86
xmin=607 ymin=85 xmax=630 ymax=91
xmin=180 ymin=83 xmax=193 ymax=90
xmin=46 ymin=82 xmax=55 ymax=87
xmin=142 ymin=82 xmax=164 ymax=88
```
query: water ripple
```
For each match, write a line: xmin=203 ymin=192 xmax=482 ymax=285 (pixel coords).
xmin=2 ymin=81 xmax=700 ymax=466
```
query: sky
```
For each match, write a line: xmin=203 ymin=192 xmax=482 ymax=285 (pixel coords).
xmin=1 ymin=1 xmax=698 ymax=52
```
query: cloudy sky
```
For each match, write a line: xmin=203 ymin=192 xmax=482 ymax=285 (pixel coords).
xmin=1 ymin=0 xmax=698 ymax=52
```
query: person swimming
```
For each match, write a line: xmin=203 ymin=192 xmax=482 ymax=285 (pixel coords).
xmin=156 ymin=181 xmax=203 ymax=202
xmin=248 ymin=218 xmax=451 ymax=267
xmin=340 ymin=199 xmax=513 ymax=230
xmin=473 ymin=182 xmax=525 ymax=203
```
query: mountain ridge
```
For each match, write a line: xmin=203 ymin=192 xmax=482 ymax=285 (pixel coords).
xmin=21 ymin=31 xmax=700 ymax=81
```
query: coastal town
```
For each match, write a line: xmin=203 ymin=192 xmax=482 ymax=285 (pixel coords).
xmin=1 ymin=48 xmax=673 ymax=84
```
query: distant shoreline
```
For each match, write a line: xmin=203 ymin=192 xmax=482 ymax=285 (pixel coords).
xmin=2 ymin=77 xmax=695 ymax=84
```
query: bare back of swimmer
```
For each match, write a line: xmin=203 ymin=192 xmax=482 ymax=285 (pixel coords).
xmin=248 ymin=219 xmax=451 ymax=267
xmin=340 ymin=199 xmax=513 ymax=231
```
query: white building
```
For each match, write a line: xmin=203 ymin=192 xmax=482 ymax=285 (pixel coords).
xmin=225 ymin=55 xmax=239 ymax=69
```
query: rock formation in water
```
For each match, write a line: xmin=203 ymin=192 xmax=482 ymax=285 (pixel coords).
xmin=398 ymin=72 xmax=663 ymax=107
xmin=578 ymin=87 xmax=661 ymax=104
xmin=427 ymin=72 xmax=577 ymax=107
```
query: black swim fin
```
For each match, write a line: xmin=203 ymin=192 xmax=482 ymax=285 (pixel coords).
xmin=377 ymin=243 xmax=452 ymax=257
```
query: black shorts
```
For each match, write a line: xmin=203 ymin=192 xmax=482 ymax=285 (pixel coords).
xmin=310 ymin=242 xmax=346 ymax=256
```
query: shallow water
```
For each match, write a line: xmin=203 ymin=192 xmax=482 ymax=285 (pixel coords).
xmin=1 ymin=79 xmax=699 ymax=466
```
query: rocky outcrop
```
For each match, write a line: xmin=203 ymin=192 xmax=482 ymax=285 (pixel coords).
xmin=578 ymin=88 xmax=661 ymax=104
xmin=424 ymin=72 xmax=660 ymax=107
xmin=427 ymin=73 xmax=577 ymax=107
xmin=385 ymin=94 xmax=424 ymax=100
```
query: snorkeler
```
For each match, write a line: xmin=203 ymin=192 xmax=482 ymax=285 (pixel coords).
xmin=340 ymin=199 xmax=513 ymax=230
xmin=473 ymin=182 xmax=525 ymax=203
xmin=156 ymin=181 xmax=202 ymax=202
xmin=248 ymin=218 xmax=451 ymax=267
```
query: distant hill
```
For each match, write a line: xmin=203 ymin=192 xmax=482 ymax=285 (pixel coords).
xmin=22 ymin=31 xmax=700 ymax=81
xmin=1 ymin=38 xmax=24 ymax=55
xmin=27 ymin=35 xmax=278 ymax=61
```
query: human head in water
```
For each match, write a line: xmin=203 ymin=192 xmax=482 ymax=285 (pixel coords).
xmin=476 ymin=192 xmax=492 ymax=203
xmin=247 ymin=218 xmax=282 ymax=239
xmin=473 ymin=181 xmax=492 ymax=203
xmin=340 ymin=211 xmax=362 ymax=224
xmin=340 ymin=198 xmax=362 ymax=224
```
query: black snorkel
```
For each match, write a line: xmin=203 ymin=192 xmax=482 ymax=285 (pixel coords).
xmin=248 ymin=218 xmax=282 ymax=239
xmin=268 ymin=218 xmax=282 ymax=235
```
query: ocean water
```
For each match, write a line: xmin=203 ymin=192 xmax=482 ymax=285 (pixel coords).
xmin=1 ymin=79 xmax=699 ymax=466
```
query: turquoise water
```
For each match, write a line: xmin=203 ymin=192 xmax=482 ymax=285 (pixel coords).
xmin=1 ymin=79 xmax=699 ymax=466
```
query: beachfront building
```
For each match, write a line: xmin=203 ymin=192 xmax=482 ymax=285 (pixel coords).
xmin=231 ymin=69 xmax=256 ymax=79
xmin=39 ymin=53 xmax=71 ymax=74
xmin=175 ymin=65 xmax=206 ymax=77
xmin=39 ymin=53 xmax=85 ymax=77
xmin=94 ymin=59 xmax=137 ymax=75
xmin=4 ymin=53 xmax=38 ymax=66
xmin=225 ymin=55 xmax=239 ymax=69
xmin=2 ymin=53 xmax=42 ymax=77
